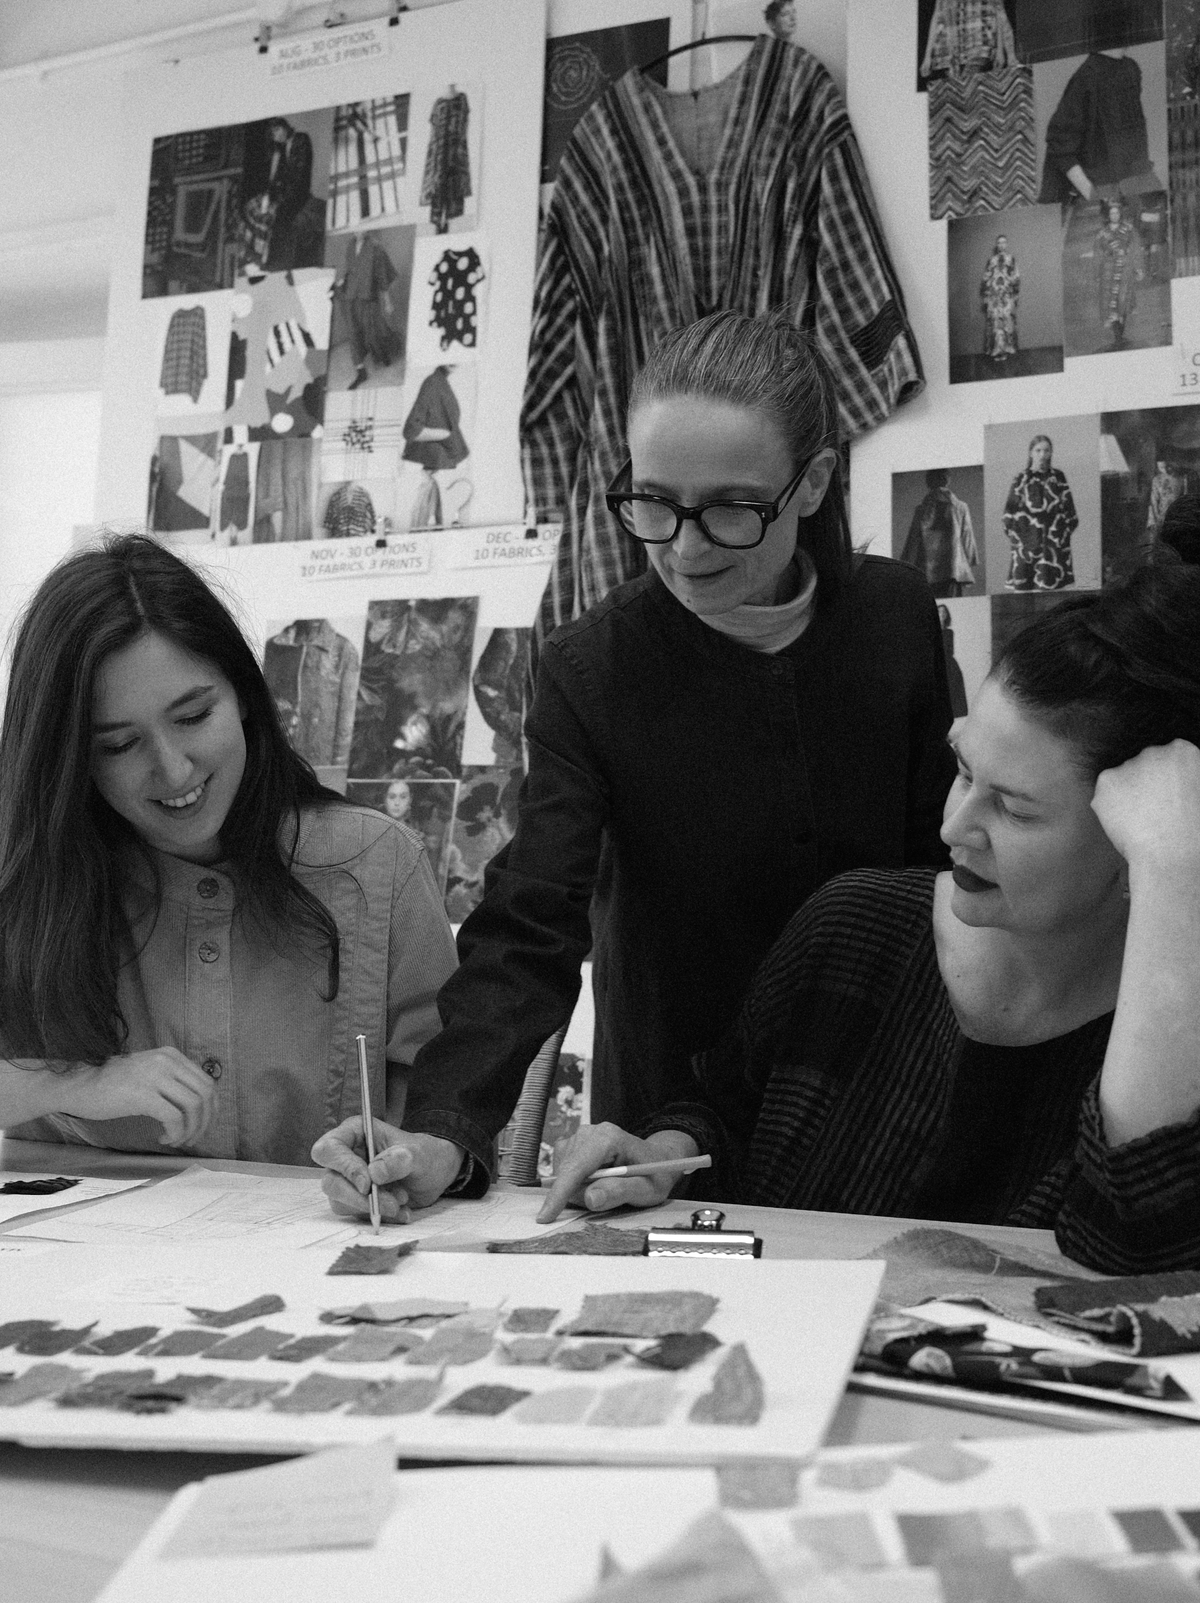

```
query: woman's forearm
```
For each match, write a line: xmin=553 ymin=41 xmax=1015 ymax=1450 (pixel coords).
xmin=1099 ymin=864 xmax=1200 ymax=1145
xmin=0 ymin=1057 xmax=91 ymax=1126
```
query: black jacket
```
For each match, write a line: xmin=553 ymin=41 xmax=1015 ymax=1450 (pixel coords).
xmin=405 ymin=557 xmax=956 ymax=1183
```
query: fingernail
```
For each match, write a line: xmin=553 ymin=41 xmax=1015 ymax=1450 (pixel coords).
xmin=584 ymin=1187 xmax=602 ymax=1210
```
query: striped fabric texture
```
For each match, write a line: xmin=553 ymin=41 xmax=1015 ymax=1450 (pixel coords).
xmin=520 ymin=36 xmax=924 ymax=641
xmin=647 ymin=869 xmax=1200 ymax=1275
xmin=266 ymin=318 xmax=316 ymax=370
xmin=928 ymin=66 xmax=1037 ymax=220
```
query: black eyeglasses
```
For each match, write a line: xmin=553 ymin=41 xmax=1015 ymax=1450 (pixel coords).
xmin=604 ymin=456 xmax=814 ymax=550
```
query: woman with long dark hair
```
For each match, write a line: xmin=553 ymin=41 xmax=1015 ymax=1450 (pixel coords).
xmin=0 ymin=535 xmax=456 ymax=1163
xmin=316 ymin=311 xmax=957 ymax=1219
xmin=544 ymin=563 xmax=1200 ymax=1272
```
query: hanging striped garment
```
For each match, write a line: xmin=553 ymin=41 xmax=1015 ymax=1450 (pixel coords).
xmin=520 ymin=36 xmax=923 ymax=644
xmin=928 ymin=65 xmax=1037 ymax=219
xmin=265 ymin=319 xmax=316 ymax=370
xmin=159 ymin=305 xmax=208 ymax=402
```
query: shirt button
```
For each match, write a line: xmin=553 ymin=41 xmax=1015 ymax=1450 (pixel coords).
xmin=197 ymin=877 xmax=220 ymax=899
xmin=198 ymin=941 xmax=220 ymax=963
xmin=202 ymin=1058 xmax=223 ymax=1081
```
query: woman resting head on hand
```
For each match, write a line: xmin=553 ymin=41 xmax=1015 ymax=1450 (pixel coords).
xmin=0 ymin=535 xmax=456 ymax=1164
xmin=542 ymin=563 xmax=1200 ymax=1273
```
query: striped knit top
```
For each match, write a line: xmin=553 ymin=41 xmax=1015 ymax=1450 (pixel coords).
xmin=649 ymin=868 xmax=1200 ymax=1274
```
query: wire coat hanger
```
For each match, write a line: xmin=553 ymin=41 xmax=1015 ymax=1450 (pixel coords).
xmin=640 ymin=34 xmax=757 ymax=74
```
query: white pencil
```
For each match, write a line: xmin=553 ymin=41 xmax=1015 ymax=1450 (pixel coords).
xmin=584 ymin=1155 xmax=713 ymax=1181
xmin=355 ymin=1033 xmax=382 ymax=1234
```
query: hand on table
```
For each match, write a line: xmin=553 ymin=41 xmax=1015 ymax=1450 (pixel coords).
xmin=536 ymin=1123 xmax=699 ymax=1224
xmin=312 ymin=1119 xmax=464 ymax=1223
xmin=65 ymin=1048 xmax=216 ymax=1147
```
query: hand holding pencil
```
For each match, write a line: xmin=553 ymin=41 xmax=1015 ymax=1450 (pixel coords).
xmin=536 ymin=1121 xmax=706 ymax=1224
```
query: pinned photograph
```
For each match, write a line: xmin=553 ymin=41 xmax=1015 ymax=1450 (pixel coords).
xmin=239 ymin=111 xmax=333 ymax=277
xmin=147 ymin=432 xmax=220 ymax=538
xmin=892 ymin=466 xmax=985 ymax=596
xmin=262 ymin=616 xmax=363 ymax=787
xmin=984 ymin=415 xmax=1102 ymax=593
xmin=346 ymin=779 xmax=459 ymax=894
xmin=1100 ymin=405 xmax=1200 ymax=579
xmin=224 ymin=267 xmax=334 ymax=440
xmin=417 ymin=82 xmax=482 ymax=234
xmin=406 ymin=232 xmax=488 ymax=367
xmin=326 ymin=97 xmax=412 ymax=233
xmin=347 ymin=596 xmax=480 ymax=781
xmin=321 ymin=388 xmax=407 ymax=482
xmin=1015 ymin=0 xmax=1163 ymax=64
xmin=148 ymin=293 xmax=232 ymax=417
xmin=937 ymin=596 xmax=992 ymax=717
xmin=395 ymin=363 xmax=477 ymax=532
xmin=947 ymin=206 xmax=1064 ymax=382
xmin=214 ymin=441 xmax=259 ymax=545
xmin=143 ymin=123 xmax=249 ymax=298
xmin=317 ymin=475 xmax=397 ymax=542
xmin=461 ymin=626 xmax=531 ymax=768
xmin=541 ymin=21 xmax=669 ymax=188
xmin=443 ymin=766 xmax=522 ymax=923
xmin=251 ymin=439 xmax=318 ymax=543
xmin=1166 ymin=1 xmax=1200 ymax=276
xmin=1034 ymin=39 xmax=1171 ymax=353
xmin=326 ymin=223 xmax=415 ymax=393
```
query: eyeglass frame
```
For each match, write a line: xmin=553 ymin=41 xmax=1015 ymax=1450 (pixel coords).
xmin=603 ymin=453 xmax=818 ymax=551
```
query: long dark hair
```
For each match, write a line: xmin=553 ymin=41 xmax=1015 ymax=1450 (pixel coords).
xmin=0 ymin=535 xmax=343 ymax=1063
xmin=994 ymin=562 xmax=1200 ymax=780
xmin=627 ymin=311 xmax=854 ymax=606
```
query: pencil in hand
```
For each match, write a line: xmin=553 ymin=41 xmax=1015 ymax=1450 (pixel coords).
xmin=583 ymin=1154 xmax=713 ymax=1182
xmin=355 ymin=1033 xmax=382 ymax=1234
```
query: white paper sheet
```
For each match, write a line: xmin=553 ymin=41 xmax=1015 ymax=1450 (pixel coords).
xmin=0 ymin=1174 xmax=148 ymax=1225
xmin=12 ymin=1166 xmax=560 ymax=1252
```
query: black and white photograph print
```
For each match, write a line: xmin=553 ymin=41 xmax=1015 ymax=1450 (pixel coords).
xmin=418 ymin=83 xmax=480 ymax=234
xmin=148 ymin=293 xmax=232 ymax=417
xmin=251 ymin=439 xmax=318 ymax=543
xmin=316 ymin=475 xmax=396 ymax=542
xmin=147 ymin=432 xmax=220 ymax=538
xmin=406 ymin=232 xmax=488 ymax=368
xmin=947 ymin=206 xmax=1064 ymax=382
xmin=347 ymin=596 xmax=480 ymax=781
xmin=542 ymin=21 xmax=670 ymax=185
xmin=1034 ymin=40 xmax=1172 ymax=353
xmin=345 ymin=777 xmax=458 ymax=893
xmin=1166 ymin=0 xmax=1200 ymax=276
xmin=327 ymin=97 xmax=412 ymax=233
xmin=224 ymin=268 xmax=334 ymax=440
xmin=937 ymin=595 xmax=993 ymax=716
xmin=262 ymin=615 xmax=363 ymax=784
xmin=984 ymin=414 xmax=1102 ymax=593
xmin=214 ymin=441 xmax=258 ymax=545
xmin=1015 ymin=0 xmax=1163 ymax=64
xmin=325 ymin=223 xmax=415 ymax=393
xmin=1099 ymin=404 xmax=1200 ymax=579
xmin=396 ymin=363 xmax=477 ymax=532
xmin=239 ymin=110 xmax=333 ymax=276
xmin=461 ymin=626 xmax=531 ymax=768
xmin=321 ymin=388 xmax=407 ymax=482
xmin=143 ymin=123 xmax=248 ymax=298
xmin=918 ymin=0 xmax=1019 ymax=88
xmin=443 ymin=766 xmax=522 ymax=923
xmin=892 ymin=465 xmax=985 ymax=596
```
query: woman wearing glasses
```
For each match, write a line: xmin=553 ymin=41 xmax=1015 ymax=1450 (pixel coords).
xmin=315 ymin=311 xmax=955 ymax=1220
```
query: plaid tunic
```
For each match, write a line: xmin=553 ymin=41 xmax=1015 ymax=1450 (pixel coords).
xmin=159 ymin=305 xmax=208 ymax=403
xmin=323 ymin=480 xmax=376 ymax=540
xmin=520 ymin=36 xmax=924 ymax=640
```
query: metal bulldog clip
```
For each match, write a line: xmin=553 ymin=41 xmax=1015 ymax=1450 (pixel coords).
xmin=643 ymin=1208 xmax=763 ymax=1258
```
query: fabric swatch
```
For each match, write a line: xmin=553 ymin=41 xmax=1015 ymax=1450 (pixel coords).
xmin=688 ymin=1344 xmax=764 ymax=1426
xmin=115 ymin=1374 xmax=226 ymax=1414
xmin=636 ymin=1332 xmax=721 ymax=1371
xmin=74 ymin=1327 xmax=161 ymax=1357
xmin=499 ymin=1337 xmax=561 ymax=1365
xmin=55 ymin=1370 xmax=157 ymax=1410
xmin=717 ymin=1460 xmax=802 ymax=1510
xmin=0 ymin=1363 xmax=83 ymax=1406
xmin=562 ymin=1292 xmax=718 ymax=1338
xmin=588 ymin=1377 xmax=677 ymax=1428
xmin=510 ymin=1386 xmax=596 ymax=1424
xmin=271 ymin=1373 xmax=373 ymax=1413
xmin=16 ymin=1324 xmax=96 ymax=1356
xmin=0 ymin=1176 xmax=79 ymax=1195
xmin=867 ymin=1227 xmax=1092 ymax=1329
xmin=405 ymin=1314 xmax=495 ymax=1368
xmin=190 ymin=1379 xmax=290 ymax=1411
xmin=901 ymin=1440 xmax=990 ymax=1484
xmin=322 ymin=1299 xmax=468 ymax=1325
xmin=1111 ymin=1509 xmax=1186 ymax=1555
xmin=325 ymin=1325 xmax=426 ymax=1362
xmin=139 ymin=1329 xmax=225 ymax=1358
xmin=1035 ymin=1272 xmax=1200 ymax=1356
xmin=504 ymin=1307 xmax=559 ymax=1333
xmin=271 ymin=1334 xmax=349 ymax=1363
xmin=552 ymin=1342 xmax=630 ymax=1371
xmin=437 ymin=1384 xmax=531 ymax=1417
xmin=205 ymin=1326 xmax=295 ymax=1361
xmin=571 ymin=1510 xmax=782 ymax=1603
xmin=0 ymin=1320 xmax=56 ymax=1350
xmin=327 ymin=1241 xmax=418 ymax=1276
xmin=186 ymin=1294 xmax=287 ymax=1328
xmin=793 ymin=1513 xmax=889 ymax=1567
xmin=816 ymin=1456 xmax=895 ymax=1492
xmin=488 ymin=1224 xmax=648 ymax=1256
xmin=347 ymin=1375 xmax=444 ymax=1416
